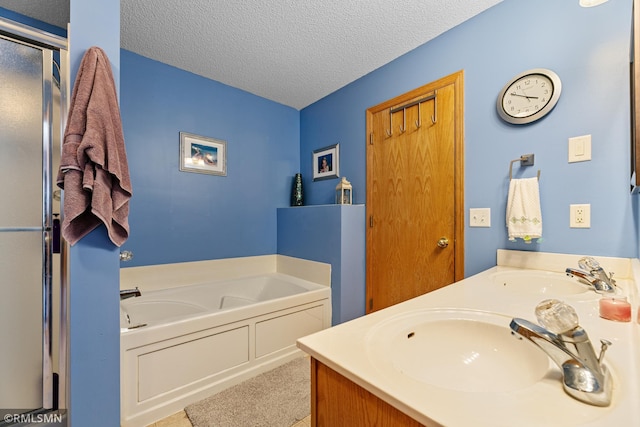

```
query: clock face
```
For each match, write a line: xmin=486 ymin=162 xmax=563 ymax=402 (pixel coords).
xmin=497 ymin=69 xmax=561 ymax=125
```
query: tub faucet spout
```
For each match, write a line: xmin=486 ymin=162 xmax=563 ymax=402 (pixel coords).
xmin=565 ymin=257 xmax=616 ymax=294
xmin=510 ymin=310 xmax=612 ymax=406
xmin=120 ymin=287 xmax=141 ymax=300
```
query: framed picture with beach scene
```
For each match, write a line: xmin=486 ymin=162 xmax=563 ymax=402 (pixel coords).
xmin=312 ymin=143 xmax=339 ymax=181
xmin=179 ymin=132 xmax=227 ymax=176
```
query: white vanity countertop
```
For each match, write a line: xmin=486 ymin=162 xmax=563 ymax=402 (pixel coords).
xmin=297 ymin=251 xmax=640 ymax=427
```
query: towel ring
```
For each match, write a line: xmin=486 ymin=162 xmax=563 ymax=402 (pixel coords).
xmin=509 ymin=154 xmax=540 ymax=180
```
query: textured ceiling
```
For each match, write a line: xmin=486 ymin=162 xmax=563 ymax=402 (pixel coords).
xmin=1 ymin=0 xmax=502 ymax=110
xmin=0 ymin=0 xmax=69 ymax=32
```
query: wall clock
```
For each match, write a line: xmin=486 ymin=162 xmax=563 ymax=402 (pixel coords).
xmin=497 ymin=68 xmax=562 ymax=125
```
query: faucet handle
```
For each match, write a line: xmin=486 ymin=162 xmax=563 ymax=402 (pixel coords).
xmin=578 ymin=256 xmax=601 ymax=272
xmin=535 ymin=299 xmax=579 ymax=334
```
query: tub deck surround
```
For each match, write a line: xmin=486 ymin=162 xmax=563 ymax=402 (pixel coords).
xmin=120 ymin=254 xmax=331 ymax=292
xmin=297 ymin=251 xmax=640 ymax=427
xmin=120 ymin=256 xmax=331 ymax=427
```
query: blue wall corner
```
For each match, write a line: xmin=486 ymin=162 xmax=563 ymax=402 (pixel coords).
xmin=338 ymin=205 xmax=366 ymax=323
xmin=119 ymin=50 xmax=301 ymax=266
xmin=277 ymin=205 xmax=365 ymax=325
xmin=67 ymin=228 xmax=120 ymax=426
xmin=67 ymin=0 xmax=121 ymax=425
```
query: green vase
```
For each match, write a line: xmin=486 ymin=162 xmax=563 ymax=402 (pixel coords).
xmin=291 ymin=173 xmax=304 ymax=206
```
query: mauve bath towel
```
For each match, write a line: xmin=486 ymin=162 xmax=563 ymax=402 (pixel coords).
xmin=56 ymin=46 xmax=132 ymax=247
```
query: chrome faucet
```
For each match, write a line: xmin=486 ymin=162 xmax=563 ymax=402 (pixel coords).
xmin=509 ymin=300 xmax=612 ymax=406
xmin=119 ymin=250 xmax=134 ymax=262
xmin=120 ymin=287 xmax=141 ymax=300
xmin=565 ymin=256 xmax=616 ymax=294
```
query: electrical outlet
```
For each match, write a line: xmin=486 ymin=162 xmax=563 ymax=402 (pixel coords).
xmin=469 ymin=208 xmax=491 ymax=227
xmin=570 ymin=204 xmax=590 ymax=228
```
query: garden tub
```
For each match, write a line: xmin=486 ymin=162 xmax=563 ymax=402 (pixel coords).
xmin=120 ymin=272 xmax=331 ymax=427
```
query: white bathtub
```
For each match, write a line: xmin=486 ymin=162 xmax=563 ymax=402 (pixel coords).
xmin=120 ymin=272 xmax=331 ymax=427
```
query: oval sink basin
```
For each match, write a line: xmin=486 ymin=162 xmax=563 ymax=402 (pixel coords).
xmin=489 ymin=270 xmax=588 ymax=296
xmin=365 ymin=309 xmax=550 ymax=393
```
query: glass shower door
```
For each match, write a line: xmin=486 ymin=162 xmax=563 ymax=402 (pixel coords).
xmin=0 ymin=35 xmax=53 ymax=413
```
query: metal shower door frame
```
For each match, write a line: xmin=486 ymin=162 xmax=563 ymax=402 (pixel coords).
xmin=0 ymin=16 xmax=68 ymax=412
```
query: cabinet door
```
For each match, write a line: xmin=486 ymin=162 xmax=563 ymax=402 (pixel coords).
xmin=311 ymin=359 xmax=424 ymax=427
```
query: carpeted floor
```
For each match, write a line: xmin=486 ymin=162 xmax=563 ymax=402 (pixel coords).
xmin=184 ymin=356 xmax=310 ymax=427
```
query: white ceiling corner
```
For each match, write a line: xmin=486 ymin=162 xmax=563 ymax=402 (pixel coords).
xmin=1 ymin=0 xmax=502 ymax=110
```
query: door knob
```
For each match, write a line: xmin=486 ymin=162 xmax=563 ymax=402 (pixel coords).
xmin=437 ymin=237 xmax=449 ymax=248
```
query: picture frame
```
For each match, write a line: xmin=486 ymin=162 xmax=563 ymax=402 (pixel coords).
xmin=312 ymin=143 xmax=339 ymax=181
xmin=179 ymin=132 xmax=227 ymax=176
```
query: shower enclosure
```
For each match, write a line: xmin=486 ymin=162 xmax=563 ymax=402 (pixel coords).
xmin=0 ymin=17 xmax=67 ymax=419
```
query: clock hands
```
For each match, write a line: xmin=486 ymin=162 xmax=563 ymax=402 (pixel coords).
xmin=509 ymin=91 xmax=538 ymax=101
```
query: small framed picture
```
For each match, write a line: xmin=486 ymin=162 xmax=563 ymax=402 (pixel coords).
xmin=312 ymin=143 xmax=339 ymax=181
xmin=179 ymin=132 xmax=227 ymax=176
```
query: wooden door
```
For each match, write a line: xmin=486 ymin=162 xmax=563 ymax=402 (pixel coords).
xmin=366 ymin=71 xmax=464 ymax=313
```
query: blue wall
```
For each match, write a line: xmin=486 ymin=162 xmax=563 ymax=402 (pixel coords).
xmin=119 ymin=51 xmax=300 ymax=266
xmin=67 ymin=1 xmax=121 ymax=426
xmin=301 ymin=0 xmax=637 ymax=276
xmin=277 ymin=205 xmax=366 ymax=325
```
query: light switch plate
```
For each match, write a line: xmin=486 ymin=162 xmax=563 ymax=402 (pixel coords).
xmin=470 ymin=208 xmax=491 ymax=227
xmin=568 ymin=135 xmax=592 ymax=163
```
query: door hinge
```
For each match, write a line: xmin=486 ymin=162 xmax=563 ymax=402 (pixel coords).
xmin=369 ymin=132 xmax=374 ymax=145
xmin=369 ymin=215 xmax=373 ymax=227
xmin=369 ymin=298 xmax=373 ymax=310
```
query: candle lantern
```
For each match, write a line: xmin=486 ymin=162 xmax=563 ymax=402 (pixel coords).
xmin=335 ymin=177 xmax=352 ymax=205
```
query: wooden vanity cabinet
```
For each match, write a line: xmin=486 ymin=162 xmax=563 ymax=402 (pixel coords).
xmin=311 ymin=358 xmax=426 ymax=427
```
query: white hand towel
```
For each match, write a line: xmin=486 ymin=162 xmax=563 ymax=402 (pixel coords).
xmin=506 ymin=177 xmax=542 ymax=243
